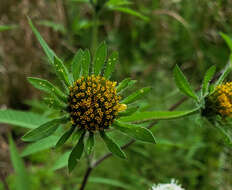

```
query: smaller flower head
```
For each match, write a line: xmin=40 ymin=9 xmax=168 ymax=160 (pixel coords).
xmin=203 ymin=82 xmax=232 ymax=118
xmin=151 ymin=179 xmax=185 ymax=190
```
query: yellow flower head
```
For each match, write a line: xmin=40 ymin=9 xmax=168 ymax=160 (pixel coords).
xmin=68 ymin=75 xmax=126 ymax=131
xmin=206 ymin=82 xmax=232 ymax=118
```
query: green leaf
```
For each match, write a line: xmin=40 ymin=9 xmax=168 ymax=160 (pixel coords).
xmin=52 ymin=151 xmax=71 ymax=170
xmin=9 ymin=135 xmax=30 ymax=190
xmin=0 ymin=109 xmax=50 ymax=129
xmin=118 ymin=105 xmax=139 ymax=117
xmin=109 ymin=7 xmax=150 ymax=22
xmin=56 ymin=126 xmax=75 ymax=148
xmin=28 ymin=77 xmax=67 ymax=102
xmin=173 ymin=65 xmax=198 ymax=100
xmin=94 ymin=42 xmax=107 ymax=75
xmin=0 ymin=24 xmax=17 ymax=32
xmin=116 ymin=78 xmax=136 ymax=93
xmin=22 ymin=117 xmax=66 ymax=142
xmin=86 ymin=132 xmax=95 ymax=155
xmin=38 ymin=20 xmax=66 ymax=34
xmin=21 ymin=135 xmax=59 ymax=157
xmin=214 ymin=57 xmax=232 ymax=87
xmin=220 ymin=32 xmax=232 ymax=51
xmin=68 ymin=130 xmax=85 ymax=172
xmin=72 ymin=49 xmax=84 ymax=81
xmin=28 ymin=17 xmax=56 ymax=64
xmin=43 ymin=95 xmax=66 ymax=110
xmin=54 ymin=56 xmax=71 ymax=87
xmin=104 ymin=51 xmax=119 ymax=79
xmin=82 ymin=49 xmax=91 ymax=77
xmin=201 ymin=65 xmax=216 ymax=96
xmin=114 ymin=120 xmax=156 ymax=143
xmin=119 ymin=108 xmax=200 ymax=122
xmin=100 ymin=131 xmax=126 ymax=159
xmin=121 ymin=87 xmax=151 ymax=104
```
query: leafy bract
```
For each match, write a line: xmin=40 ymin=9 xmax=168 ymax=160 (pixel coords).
xmin=100 ymin=131 xmax=126 ymax=159
xmin=201 ymin=65 xmax=216 ymax=96
xmin=104 ymin=51 xmax=118 ymax=79
xmin=173 ymin=65 xmax=198 ymax=100
xmin=86 ymin=132 xmax=95 ymax=155
xmin=82 ymin=49 xmax=91 ymax=77
xmin=56 ymin=126 xmax=75 ymax=148
xmin=121 ymin=87 xmax=151 ymax=104
xmin=72 ymin=49 xmax=84 ymax=81
xmin=94 ymin=41 xmax=107 ymax=75
xmin=114 ymin=120 xmax=156 ymax=143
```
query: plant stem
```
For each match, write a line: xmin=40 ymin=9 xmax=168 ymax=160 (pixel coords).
xmin=91 ymin=11 xmax=99 ymax=53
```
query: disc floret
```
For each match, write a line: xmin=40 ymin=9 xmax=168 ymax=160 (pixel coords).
xmin=68 ymin=75 xmax=125 ymax=131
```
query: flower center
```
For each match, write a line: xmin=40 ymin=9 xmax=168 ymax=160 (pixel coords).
xmin=68 ymin=75 xmax=123 ymax=131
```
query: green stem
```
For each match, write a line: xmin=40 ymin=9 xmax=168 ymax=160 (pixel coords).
xmin=91 ymin=11 xmax=99 ymax=53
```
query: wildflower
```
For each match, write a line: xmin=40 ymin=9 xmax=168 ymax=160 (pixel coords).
xmin=151 ymin=179 xmax=185 ymax=190
xmin=202 ymin=82 xmax=232 ymax=118
xmin=22 ymin=19 xmax=155 ymax=172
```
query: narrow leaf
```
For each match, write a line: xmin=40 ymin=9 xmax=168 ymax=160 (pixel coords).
xmin=43 ymin=95 xmax=66 ymax=110
xmin=118 ymin=105 xmax=139 ymax=117
xmin=28 ymin=77 xmax=67 ymax=102
xmin=56 ymin=126 xmax=75 ymax=148
xmin=202 ymin=65 xmax=216 ymax=96
xmin=9 ymin=135 xmax=30 ymax=190
xmin=119 ymin=108 xmax=200 ymax=122
xmin=173 ymin=65 xmax=198 ymax=100
xmin=86 ymin=132 xmax=95 ymax=155
xmin=0 ymin=109 xmax=50 ymax=129
xmin=116 ymin=78 xmax=136 ymax=93
xmin=100 ymin=131 xmax=126 ymax=159
xmin=21 ymin=135 xmax=59 ymax=157
xmin=68 ymin=131 xmax=85 ymax=172
xmin=114 ymin=120 xmax=156 ymax=143
xmin=94 ymin=42 xmax=107 ymax=75
xmin=0 ymin=24 xmax=17 ymax=32
xmin=54 ymin=56 xmax=71 ymax=87
xmin=72 ymin=49 xmax=84 ymax=81
xmin=22 ymin=117 xmax=66 ymax=142
xmin=121 ymin=87 xmax=151 ymax=104
xmin=104 ymin=51 xmax=118 ymax=79
xmin=220 ymin=32 xmax=232 ymax=51
xmin=82 ymin=49 xmax=91 ymax=77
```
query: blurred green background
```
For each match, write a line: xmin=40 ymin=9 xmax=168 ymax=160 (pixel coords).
xmin=0 ymin=0 xmax=232 ymax=189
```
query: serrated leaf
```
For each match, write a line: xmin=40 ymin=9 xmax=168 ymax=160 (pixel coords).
xmin=56 ymin=126 xmax=75 ymax=148
xmin=22 ymin=117 xmax=66 ymax=142
xmin=100 ymin=131 xmax=126 ymax=159
xmin=68 ymin=130 xmax=85 ymax=172
xmin=9 ymin=135 xmax=30 ymax=190
xmin=94 ymin=42 xmax=107 ymax=75
xmin=72 ymin=49 xmax=84 ymax=81
xmin=220 ymin=32 xmax=232 ymax=51
xmin=114 ymin=120 xmax=156 ymax=143
xmin=121 ymin=87 xmax=151 ymax=104
xmin=28 ymin=77 xmax=67 ymax=102
xmin=214 ymin=56 xmax=232 ymax=88
xmin=104 ymin=51 xmax=118 ymax=79
xmin=202 ymin=65 xmax=216 ymax=96
xmin=116 ymin=78 xmax=136 ymax=93
xmin=21 ymin=135 xmax=59 ymax=157
xmin=0 ymin=109 xmax=50 ymax=129
xmin=119 ymin=108 xmax=200 ymax=122
xmin=54 ymin=56 xmax=71 ymax=87
xmin=173 ymin=65 xmax=198 ymax=100
xmin=52 ymin=151 xmax=71 ymax=170
xmin=82 ymin=49 xmax=91 ymax=77
xmin=86 ymin=132 xmax=95 ymax=155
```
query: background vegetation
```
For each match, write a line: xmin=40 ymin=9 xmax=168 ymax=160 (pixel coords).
xmin=0 ymin=0 xmax=232 ymax=189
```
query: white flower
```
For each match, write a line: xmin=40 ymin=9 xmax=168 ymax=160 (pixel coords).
xmin=151 ymin=179 xmax=185 ymax=190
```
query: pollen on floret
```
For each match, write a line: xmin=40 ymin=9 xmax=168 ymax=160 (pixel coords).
xmin=203 ymin=82 xmax=232 ymax=118
xmin=68 ymin=75 xmax=126 ymax=131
